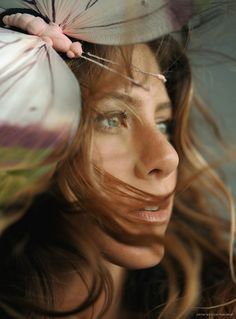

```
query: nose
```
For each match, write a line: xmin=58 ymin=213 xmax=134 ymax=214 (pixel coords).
xmin=134 ymin=125 xmax=179 ymax=179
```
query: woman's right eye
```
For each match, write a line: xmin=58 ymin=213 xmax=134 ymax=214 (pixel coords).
xmin=94 ymin=111 xmax=128 ymax=133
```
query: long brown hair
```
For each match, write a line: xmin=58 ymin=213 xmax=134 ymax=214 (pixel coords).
xmin=0 ymin=36 xmax=235 ymax=319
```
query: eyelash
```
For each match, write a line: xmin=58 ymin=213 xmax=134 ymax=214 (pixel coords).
xmin=94 ymin=111 xmax=174 ymax=138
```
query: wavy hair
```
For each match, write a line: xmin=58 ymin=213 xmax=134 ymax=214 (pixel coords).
xmin=0 ymin=35 xmax=235 ymax=319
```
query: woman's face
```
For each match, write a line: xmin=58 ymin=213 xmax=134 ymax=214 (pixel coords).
xmin=91 ymin=44 xmax=179 ymax=269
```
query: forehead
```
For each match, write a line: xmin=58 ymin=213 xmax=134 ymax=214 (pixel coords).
xmin=131 ymin=44 xmax=161 ymax=77
xmin=86 ymin=43 xmax=170 ymax=110
xmin=116 ymin=44 xmax=170 ymax=107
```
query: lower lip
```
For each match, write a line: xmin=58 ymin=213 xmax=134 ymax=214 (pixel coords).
xmin=130 ymin=208 xmax=171 ymax=224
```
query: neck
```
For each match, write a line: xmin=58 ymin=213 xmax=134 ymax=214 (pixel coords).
xmin=55 ymin=259 xmax=127 ymax=319
xmin=101 ymin=261 xmax=127 ymax=319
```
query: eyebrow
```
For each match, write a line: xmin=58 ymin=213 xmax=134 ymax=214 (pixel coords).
xmin=105 ymin=92 xmax=172 ymax=112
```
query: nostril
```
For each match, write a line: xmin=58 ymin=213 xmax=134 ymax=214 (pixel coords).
xmin=148 ymin=168 xmax=161 ymax=175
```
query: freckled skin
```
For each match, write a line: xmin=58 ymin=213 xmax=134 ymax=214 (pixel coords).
xmin=92 ymin=44 xmax=179 ymax=269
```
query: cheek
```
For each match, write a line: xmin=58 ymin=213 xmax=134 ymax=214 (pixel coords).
xmin=92 ymin=136 xmax=134 ymax=178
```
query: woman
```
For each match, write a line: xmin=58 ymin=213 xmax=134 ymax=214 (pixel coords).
xmin=0 ymin=1 xmax=236 ymax=319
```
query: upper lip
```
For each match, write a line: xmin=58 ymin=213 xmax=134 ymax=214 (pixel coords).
xmin=130 ymin=197 xmax=171 ymax=213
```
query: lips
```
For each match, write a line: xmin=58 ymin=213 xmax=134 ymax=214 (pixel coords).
xmin=129 ymin=199 xmax=172 ymax=224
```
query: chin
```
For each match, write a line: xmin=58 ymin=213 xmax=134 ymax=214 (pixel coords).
xmin=95 ymin=228 xmax=166 ymax=269
xmin=104 ymin=244 xmax=165 ymax=269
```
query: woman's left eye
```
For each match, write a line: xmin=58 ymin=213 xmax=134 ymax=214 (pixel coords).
xmin=156 ymin=120 xmax=173 ymax=137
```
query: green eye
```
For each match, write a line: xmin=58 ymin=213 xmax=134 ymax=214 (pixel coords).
xmin=95 ymin=111 xmax=128 ymax=132
xmin=101 ymin=116 xmax=121 ymax=128
xmin=156 ymin=120 xmax=173 ymax=137
xmin=157 ymin=122 xmax=168 ymax=134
